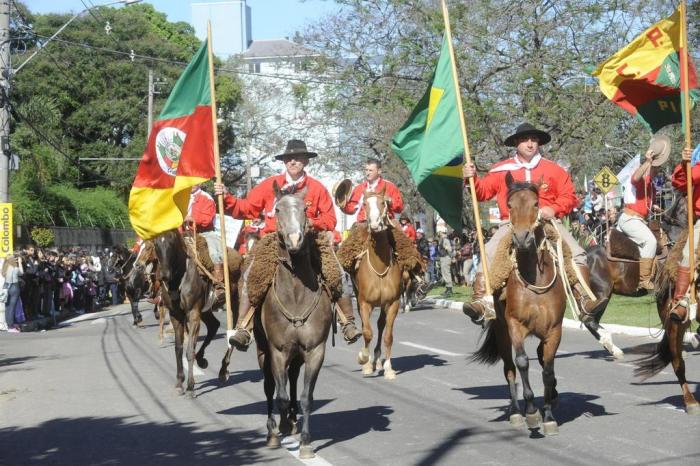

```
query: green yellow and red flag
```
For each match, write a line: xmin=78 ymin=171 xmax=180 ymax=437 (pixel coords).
xmin=592 ymin=6 xmax=699 ymax=132
xmin=129 ymin=40 xmax=215 ymax=239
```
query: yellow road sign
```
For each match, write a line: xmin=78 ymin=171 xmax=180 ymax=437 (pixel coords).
xmin=593 ymin=166 xmax=618 ymax=194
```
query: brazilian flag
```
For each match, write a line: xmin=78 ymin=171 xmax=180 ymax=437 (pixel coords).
xmin=391 ymin=34 xmax=464 ymax=231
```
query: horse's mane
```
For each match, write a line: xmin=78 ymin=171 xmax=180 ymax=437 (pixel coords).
xmin=507 ymin=180 xmax=539 ymax=197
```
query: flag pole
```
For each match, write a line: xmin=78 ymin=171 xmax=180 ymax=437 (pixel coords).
xmin=207 ymin=22 xmax=234 ymax=330
xmin=439 ymin=0 xmax=492 ymax=295
xmin=680 ymin=1 xmax=695 ymax=303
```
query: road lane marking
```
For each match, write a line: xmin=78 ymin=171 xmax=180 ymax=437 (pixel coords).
xmin=400 ymin=341 xmax=465 ymax=357
xmin=443 ymin=329 xmax=463 ymax=335
xmin=281 ymin=436 xmax=333 ymax=465
xmin=182 ymin=356 xmax=205 ymax=376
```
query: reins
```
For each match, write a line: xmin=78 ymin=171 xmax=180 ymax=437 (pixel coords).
xmin=511 ymin=222 xmax=559 ymax=294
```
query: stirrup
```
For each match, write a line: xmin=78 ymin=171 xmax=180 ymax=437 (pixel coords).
xmin=670 ymin=297 xmax=689 ymax=323
xmin=342 ymin=321 xmax=361 ymax=344
xmin=229 ymin=327 xmax=252 ymax=351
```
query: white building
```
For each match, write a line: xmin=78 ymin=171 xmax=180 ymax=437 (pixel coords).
xmin=191 ymin=1 xmax=252 ymax=58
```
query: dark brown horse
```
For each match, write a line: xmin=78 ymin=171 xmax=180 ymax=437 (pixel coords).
xmin=153 ymin=229 xmax=227 ymax=397
xmin=634 ymin=225 xmax=700 ymax=414
xmin=353 ymin=189 xmax=403 ymax=379
xmin=472 ymin=173 xmax=567 ymax=435
xmin=124 ymin=240 xmax=159 ymax=327
xmin=255 ymin=183 xmax=332 ymax=459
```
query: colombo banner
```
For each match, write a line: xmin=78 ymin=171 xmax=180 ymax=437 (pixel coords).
xmin=0 ymin=203 xmax=12 ymax=258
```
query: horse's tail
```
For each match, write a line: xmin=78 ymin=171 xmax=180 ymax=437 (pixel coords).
xmin=633 ymin=324 xmax=672 ymax=381
xmin=469 ymin=321 xmax=501 ymax=366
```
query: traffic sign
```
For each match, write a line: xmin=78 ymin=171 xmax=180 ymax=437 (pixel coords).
xmin=593 ymin=166 xmax=618 ymax=193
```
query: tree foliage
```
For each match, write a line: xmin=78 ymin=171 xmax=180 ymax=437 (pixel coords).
xmin=9 ymin=2 xmax=242 ymax=228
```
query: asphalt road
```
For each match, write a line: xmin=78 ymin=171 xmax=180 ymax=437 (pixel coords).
xmin=1 ymin=300 xmax=699 ymax=466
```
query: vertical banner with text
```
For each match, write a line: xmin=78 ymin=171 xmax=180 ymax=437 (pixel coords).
xmin=0 ymin=203 xmax=13 ymax=258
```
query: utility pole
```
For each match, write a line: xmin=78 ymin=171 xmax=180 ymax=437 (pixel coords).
xmin=147 ymin=68 xmax=153 ymax=137
xmin=0 ymin=0 xmax=11 ymax=203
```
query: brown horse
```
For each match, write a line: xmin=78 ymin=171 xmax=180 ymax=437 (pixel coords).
xmin=352 ymin=188 xmax=403 ymax=379
xmin=634 ymin=226 xmax=700 ymax=414
xmin=153 ymin=229 xmax=236 ymax=397
xmin=254 ymin=183 xmax=332 ymax=459
xmin=472 ymin=173 xmax=567 ymax=435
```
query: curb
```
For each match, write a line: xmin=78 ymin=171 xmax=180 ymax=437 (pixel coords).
xmin=425 ymin=297 xmax=697 ymax=344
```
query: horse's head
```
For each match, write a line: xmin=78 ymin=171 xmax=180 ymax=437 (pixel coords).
xmin=273 ymin=181 xmax=309 ymax=254
xmin=506 ymin=172 xmax=540 ymax=251
xmin=364 ymin=187 xmax=389 ymax=232
xmin=152 ymin=229 xmax=186 ymax=287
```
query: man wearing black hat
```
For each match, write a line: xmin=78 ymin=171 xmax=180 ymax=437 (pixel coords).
xmin=214 ymin=140 xmax=361 ymax=349
xmin=461 ymin=123 xmax=608 ymax=324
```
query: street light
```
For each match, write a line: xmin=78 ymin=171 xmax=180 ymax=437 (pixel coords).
xmin=13 ymin=0 xmax=143 ymax=74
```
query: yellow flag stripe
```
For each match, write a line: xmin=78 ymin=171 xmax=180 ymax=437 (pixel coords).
xmin=426 ymin=87 xmax=444 ymax=131
xmin=432 ymin=164 xmax=462 ymax=178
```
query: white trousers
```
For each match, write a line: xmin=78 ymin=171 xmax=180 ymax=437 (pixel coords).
xmin=616 ymin=212 xmax=657 ymax=259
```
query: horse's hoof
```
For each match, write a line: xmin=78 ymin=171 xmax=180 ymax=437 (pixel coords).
xmin=384 ymin=369 xmax=396 ymax=380
xmin=196 ymin=357 xmax=208 ymax=369
xmin=612 ymin=348 xmax=624 ymax=360
xmin=289 ymin=420 xmax=298 ymax=436
xmin=362 ymin=361 xmax=374 ymax=376
xmin=525 ymin=411 xmax=542 ymax=429
xmin=686 ymin=403 xmax=700 ymax=415
xmin=375 ymin=359 xmax=383 ymax=372
xmin=175 ymin=386 xmax=185 ymax=396
xmin=357 ymin=348 xmax=369 ymax=365
xmin=543 ymin=421 xmax=559 ymax=436
xmin=266 ymin=435 xmax=280 ymax=448
xmin=690 ymin=333 xmax=700 ymax=349
xmin=218 ymin=371 xmax=229 ymax=385
xmin=298 ymin=445 xmax=315 ymax=459
xmin=509 ymin=413 xmax=524 ymax=427
xmin=279 ymin=418 xmax=292 ymax=436
xmin=187 ymin=391 xmax=196 ymax=400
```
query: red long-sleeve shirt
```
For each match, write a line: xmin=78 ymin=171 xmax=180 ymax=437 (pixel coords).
xmin=401 ymin=223 xmax=417 ymax=243
xmin=222 ymin=173 xmax=336 ymax=234
xmin=341 ymin=177 xmax=403 ymax=222
xmin=470 ymin=157 xmax=578 ymax=219
xmin=188 ymin=188 xmax=216 ymax=231
xmin=671 ymin=162 xmax=700 ymax=215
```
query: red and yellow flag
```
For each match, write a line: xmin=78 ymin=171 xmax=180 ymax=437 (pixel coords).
xmin=129 ymin=41 xmax=215 ymax=239
xmin=592 ymin=6 xmax=698 ymax=132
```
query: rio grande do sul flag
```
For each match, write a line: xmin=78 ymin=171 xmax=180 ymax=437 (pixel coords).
xmin=129 ymin=40 xmax=215 ymax=239
xmin=391 ymin=35 xmax=463 ymax=232
xmin=592 ymin=6 xmax=698 ymax=133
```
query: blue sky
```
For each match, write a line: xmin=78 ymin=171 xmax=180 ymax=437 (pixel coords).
xmin=22 ymin=0 xmax=337 ymax=40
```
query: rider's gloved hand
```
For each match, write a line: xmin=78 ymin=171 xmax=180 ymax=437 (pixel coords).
xmin=539 ymin=206 xmax=556 ymax=221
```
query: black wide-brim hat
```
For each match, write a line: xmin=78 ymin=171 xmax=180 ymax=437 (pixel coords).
xmin=275 ymin=139 xmax=318 ymax=160
xmin=504 ymin=123 xmax=552 ymax=147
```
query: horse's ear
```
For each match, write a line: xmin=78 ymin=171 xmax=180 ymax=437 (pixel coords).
xmin=505 ymin=171 xmax=514 ymax=189
xmin=273 ymin=180 xmax=282 ymax=200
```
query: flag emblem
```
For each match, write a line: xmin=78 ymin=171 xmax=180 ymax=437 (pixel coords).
xmin=155 ymin=127 xmax=186 ymax=176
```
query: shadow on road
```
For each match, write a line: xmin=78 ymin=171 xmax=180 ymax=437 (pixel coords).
xmin=390 ymin=354 xmax=449 ymax=374
xmin=454 ymin=385 xmax=616 ymax=425
xmin=217 ymin=398 xmax=334 ymax=416
xmin=0 ymin=416 xmax=276 ymax=466
xmin=196 ymin=369 xmax=264 ymax=396
xmin=312 ymin=405 xmax=394 ymax=452
xmin=0 ymin=355 xmax=37 ymax=370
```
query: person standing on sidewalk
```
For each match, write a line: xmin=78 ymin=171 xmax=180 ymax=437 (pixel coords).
xmin=3 ymin=255 xmax=24 ymax=333
xmin=436 ymin=227 xmax=453 ymax=297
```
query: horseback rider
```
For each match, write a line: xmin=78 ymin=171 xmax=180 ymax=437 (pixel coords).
xmin=214 ymin=139 xmax=362 ymax=350
xmin=669 ymin=146 xmax=696 ymax=322
xmin=461 ymin=122 xmax=608 ymax=324
xmin=399 ymin=214 xmax=417 ymax=243
xmin=336 ymin=158 xmax=429 ymax=297
xmin=183 ymin=184 xmax=226 ymax=308
xmin=616 ymin=136 xmax=669 ymax=291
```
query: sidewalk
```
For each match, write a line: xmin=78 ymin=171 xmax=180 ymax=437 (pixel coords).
xmin=426 ymin=297 xmax=698 ymax=344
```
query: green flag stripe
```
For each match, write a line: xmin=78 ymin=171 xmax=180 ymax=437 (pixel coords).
xmin=158 ymin=40 xmax=211 ymax=121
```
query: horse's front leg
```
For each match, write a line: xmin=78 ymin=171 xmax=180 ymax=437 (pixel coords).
xmin=170 ymin=310 xmax=186 ymax=395
xmin=510 ymin=320 xmax=540 ymax=429
xmin=270 ymin=348 xmax=291 ymax=436
xmin=381 ymin=299 xmax=400 ymax=380
xmin=185 ymin=309 xmax=201 ymax=398
xmin=298 ymin=344 xmax=326 ymax=459
xmin=584 ymin=320 xmax=624 ymax=360
xmin=373 ymin=309 xmax=386 ymax=373
xmin=357 ymin=300 xmax=375 ymax=375
xmin=668 ymin=320 xmax=700 ymax=413
xmin=195 ymin=310 xmax=220 ymax=369
xmin=494 ymin=317 xmax=520 ymax=426
xmin=539 ymin=328 xmax=562 ymax=435
xmin=286 ymin=357 xmax=301 ymax=436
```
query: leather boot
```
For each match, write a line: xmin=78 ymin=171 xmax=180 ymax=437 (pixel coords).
xmin=212 ymin=263 xmax=226 ymax=309
xmin=441 ymin=286 xmax=453 ymax=298
xmin=462 ymin=273 xmax=496 ymax=324
xmin=573 ymin=265 xmax=609 ymax=324
xmin=336 ymin=295 xmax=361 ymax=344
xmin=670 ymin=266 xmax=691 ymax=322
xmin=637 ymin=258 xmax=655 ymax=291
xmin=229 ymin=287 xmax=253 ymax=351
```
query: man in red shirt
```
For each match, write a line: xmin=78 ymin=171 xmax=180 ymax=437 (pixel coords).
xmin=215 ymin=140 xmax=361 ymax=349
xmin=617 ymin=140 xmax=668 ymax=291
xmin=341 ymin=158 xmax=403 ymax=221
xmin=399 ymin=215 xmax=417 ymax=243
xmin=184 ymin=184 xmax=227 ymax=307
xmin=669 ymin=147 xmax=696 ymax=322
xmin=462 ymin=123 xmax=608 ymax=324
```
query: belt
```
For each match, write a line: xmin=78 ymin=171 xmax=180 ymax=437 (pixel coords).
xmin=622 ymin=207 xmax=644 ymax=219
